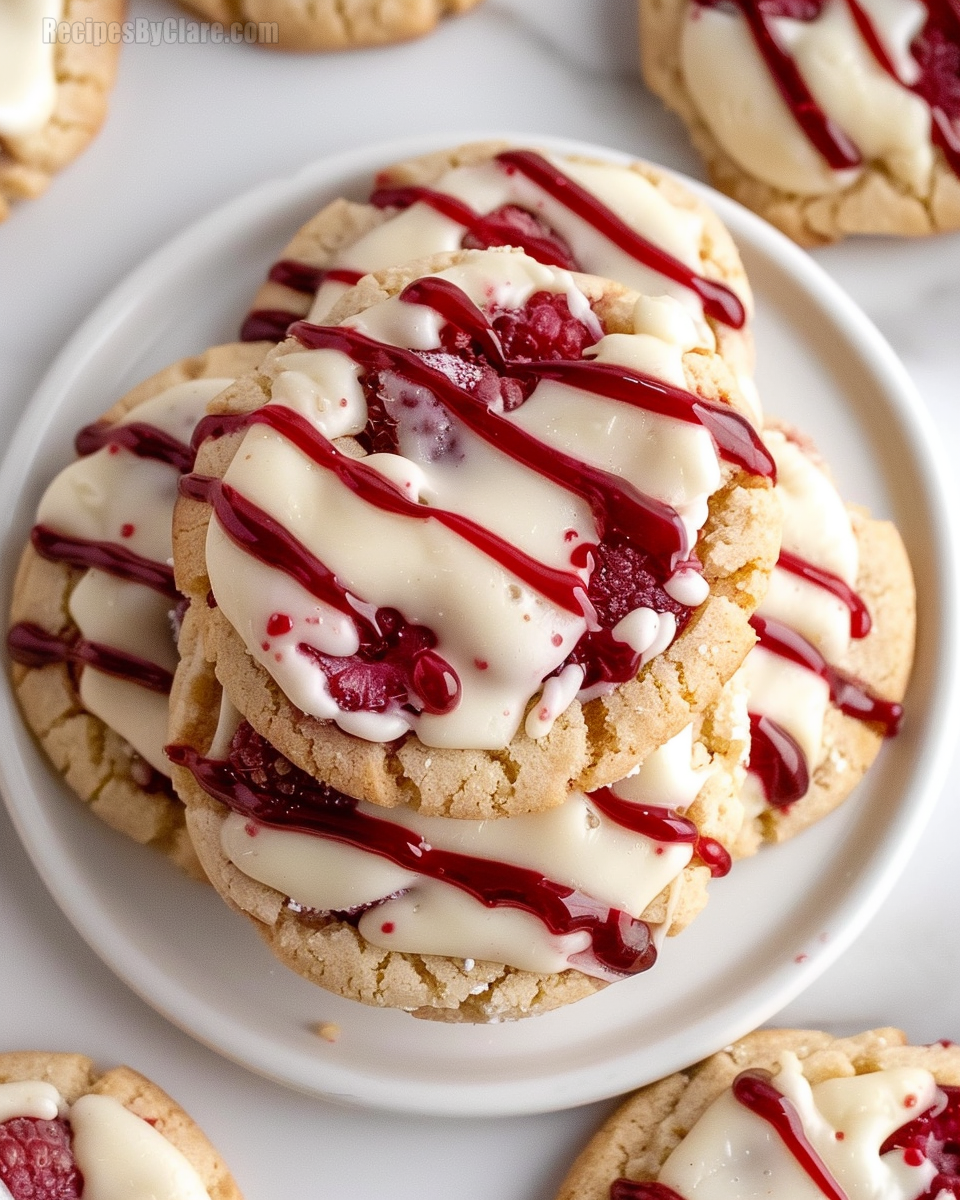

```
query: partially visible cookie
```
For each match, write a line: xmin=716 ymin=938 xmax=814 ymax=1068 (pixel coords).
xmin=167 ymin=612 xmax=748 ymax=1022
xmin=241 ymin=140 xmax=757 ymax=409
xmin=7 ymin=342 xmax=267 ymax=876
xmin=555 ymin=1027 xmax=960 ymax=1200
xmin=731 ymin=425 xmax=914 ymax=855
xmin=639 ymin=0 xmax=960 ymax=244
xmin=0 ymin=0 xmax=124 ymax=221
xmin=0 ymin=1051 xmax=241 ymax=1199
xmin=175 ymin=246 xmax=779 ymax=819
xmin=174 ymin=0 xmax=481 ymax=52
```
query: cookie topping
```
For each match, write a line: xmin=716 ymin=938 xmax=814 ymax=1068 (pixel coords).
xmin=196 ymin=254 xmax=767 ymax=749
xmin=0 ymin=1116 xmax=82 ymax=1200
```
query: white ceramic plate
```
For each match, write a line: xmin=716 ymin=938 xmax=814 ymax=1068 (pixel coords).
xmin=0 ymin=135 xmax=956 ymax=1118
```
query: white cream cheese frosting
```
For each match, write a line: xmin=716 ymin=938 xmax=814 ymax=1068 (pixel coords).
xmin=0 ymin=0 xmax=62 ymax=138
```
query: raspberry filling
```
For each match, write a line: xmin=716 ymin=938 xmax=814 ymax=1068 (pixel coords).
xmin=0 ymin=1115 xmax=83 ymax=1200
xmin=694 ymin=0 xmax=960 ymax=176
xmin=882 ymin=1084 xmax=960 ymax=1198
xmin=167 ymin=722 xmax=662 ymax=979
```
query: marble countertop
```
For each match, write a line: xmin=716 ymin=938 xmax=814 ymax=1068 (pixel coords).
xmin=2 ymin=1 xmax=960 ymax=1196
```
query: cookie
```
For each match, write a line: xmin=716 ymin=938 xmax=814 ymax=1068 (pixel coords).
xmin=555 ymin=1027 xmax=960 ymax=1200
xmin=174 ymin=246 xmax=779 ymax=819
xmin=7 ymin=342 xmax=267 ymax=876
xmin=732 ymin=425 xmax=914 ymax=855
xmin=168 ymin=610 xmax=748 ymax=1021
xmin=0 ymin=1051 xmax=241 ymax=1199
xmin=0 ymin=0 xmax=124 ymax=221
xmin=639 ymin=0 xmax=960 ymax=245
xmin=174 ymin=0 xmax=482 ymax=52
xmin=240 ymin=140 xmax=757 ymax=412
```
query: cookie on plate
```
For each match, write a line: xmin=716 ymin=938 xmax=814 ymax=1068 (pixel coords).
xmin=7 ymin=342 xmax=267 ymax=876
xmin=175 ymin=0 xmax=482 ymax=53
xmin=555 ymin=1027 xmax=960 ymax=1200
xmin=240 ymin=140 xmax=757 ymax=411
xmin=0 ymin=1051 xmax=241 ymax=1199
xmin=732 ymin=424 xmax=914 ymax=855
xmin=173 ymin=246 xmax=779 ymax=818
xmin=1 ymin=0 xmax=124 ymax=221
xmin=639 ymin=0 xmax=960 ymax=244
xmin=168 ymin=611 xmax=749 ymax=1021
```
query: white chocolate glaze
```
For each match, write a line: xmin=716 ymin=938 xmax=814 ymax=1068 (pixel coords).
xmin=658 ymin=1054 xmax=941 ymax=1200
xmin=33 ymin=377 xmax=234 ymax=774
xmin=214 ymin=699 xmax=723 ymax=978
xmin=307 ymin=154 xmax=735 ymax=342
xmin=681 ymin=0 xmax=934 ymax=195
xmin=0 ymin=1082 xmax=211 ymax=1200
xmin=209 ymin=252 xmax=723 ymax=750
xmin=0 ymin=0 xmax=61 ymax=138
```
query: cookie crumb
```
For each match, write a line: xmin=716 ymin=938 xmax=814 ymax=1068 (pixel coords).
xmin=313 ymin=1022 xmax=340 ymax=1043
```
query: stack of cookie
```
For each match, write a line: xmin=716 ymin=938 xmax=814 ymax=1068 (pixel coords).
xmin=7 ymin=143 xmax=914 ymax=1022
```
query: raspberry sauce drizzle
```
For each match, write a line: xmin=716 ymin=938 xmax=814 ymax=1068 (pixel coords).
xmin=750 ymin=613 xmax=903 ymax=733
xmin=240 ymin=266 xmax=365 ymax=342
xmin=167 ymin=726 xmax=658 ymax=978
xmin=748 ymin=711 xmax=811 ymax=805
xmin=495 ymin=150 xmax=748 ymax=328
xmin=30 ymin=526 xmax=178 ymax=598
xmin=733 ymin=1070 xmax=850 ymax=1200
xmin=180 ymin=472 xmax=462 ymax=716
xmin=397 ymin=276 xmax=773 ymax=479
xmin=610 ymin=1184 xmax=684 ymax=1200
xmin=776 ymin=550 xmax=872 ymax=637
xmin=588 ymin=786 xmax=732 ymax=876
xmin=74 ymin=419 xmax=194 ymax=474
xmin=7 ymin=621 xmax=174 ymax=693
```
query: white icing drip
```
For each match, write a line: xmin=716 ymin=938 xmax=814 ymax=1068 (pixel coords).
xmin=742 ymin=644 xmax=830 ymax=765
xmin=641 ymin=611 xmax=678 ymax=665
xmin=614 ymin=723 xmax=709 ymax=809
xmin=0 ymin=0 xmax=61 ymax=137
xmin=214 ymin=254 xmax=721 ymax=749
xmin=306 ymin=155 xmax=723 ymax=338
xmin=33 ymin=376 xmax=233 ymax=776
xmin=681 ymin=0 xmax=933 ymax=196
xmin=70 ymin=1093 xmax=210 ymax=1200
xmin=0 ymin=1080 xmax=62 ymax=1123
xmin=524 ymin=662 xmax=585 ymax=738
xmin=659 ymin=1054 xmax=941 ymax=1200
xmin=665 ymin=567 xmax=710 ymax=607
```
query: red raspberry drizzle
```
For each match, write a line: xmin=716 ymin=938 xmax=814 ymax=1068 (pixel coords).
xmin=693 ymin=0 xmax=960 ymax=178
xmin=166 ymin=723 xmax=659 ymax=979
xmin=0 ymin=1115 xmax=82 ymax=1200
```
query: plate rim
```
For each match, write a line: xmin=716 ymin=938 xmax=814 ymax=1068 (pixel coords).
xmin=1 ymin=131 xmax=958 ymax=1117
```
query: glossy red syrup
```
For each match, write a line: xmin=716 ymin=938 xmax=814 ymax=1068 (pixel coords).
xmin=0 ymin=1115 xmax=82 ymax=1200
xmin=733 ymin=1070 xmax=849 ymax=1200
xmin=75 ymin=418 xmax=194 ymax=473
xmin=610 ymin=1183 xmax=683 ymax=1200
xmin=882 ymin=1084 xmax=960 ymax=1198
xmin=749 ymin=711 xmax=811 ymax=805
xmin=589 ymin=786 xmax=732 ymax=876
xmin=695 ymin=0 xmax=960 ymax=177
xmin=240 ymin=266 xmax=365 ymax=342
xmin=750 ymin=613 xmax=902 ymax=733
xmin=7 ymin=620 xmax=174 ymax=693
xmin=167 ymin=723 xmax=659 ymax=978
xmin=777 ymin=550 xmax=872 ymax=638
xmin=30 ymin=526 xmax=178 ymax=598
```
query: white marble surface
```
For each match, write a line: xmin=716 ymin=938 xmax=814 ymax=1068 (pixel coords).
xmin=1 ymin=1 xmax=959 ymax=1196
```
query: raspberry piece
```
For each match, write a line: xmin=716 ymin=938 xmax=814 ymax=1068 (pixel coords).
xmin=491 ymin=291 xmax=596 ymax=363
xmin=881 ymin=1084 xmax=960 ymax=1198
xmin=461 ymin=204 xmax=579 ymax=270
xmin=911 ymin=23 xmax=960 ymax=121
xmin=0 ymin=1116 xmax=82 ymax=1200
xmin=584 ymin=536 xmax=688 ymax=628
